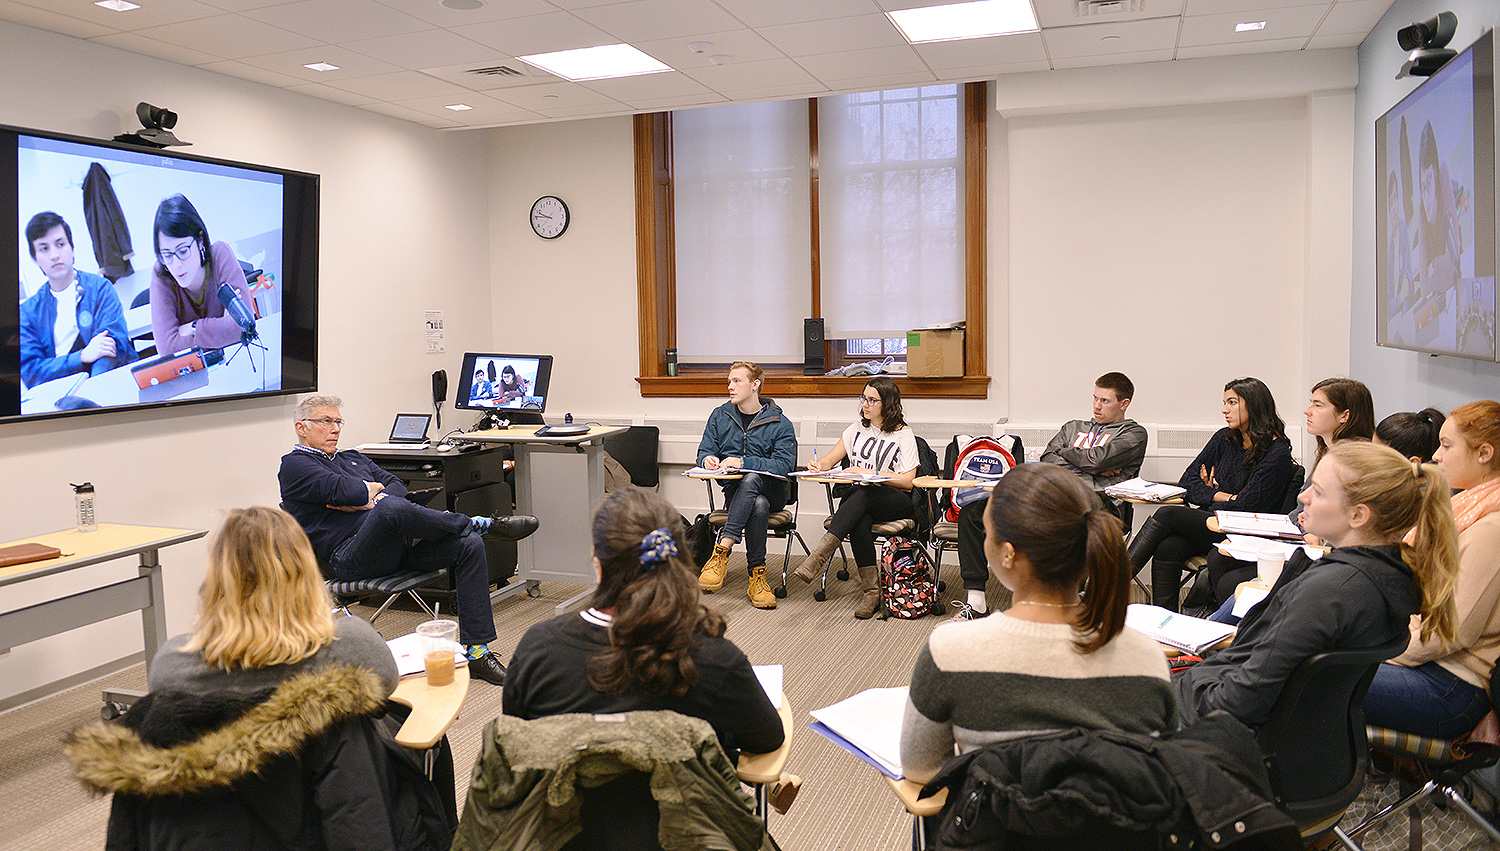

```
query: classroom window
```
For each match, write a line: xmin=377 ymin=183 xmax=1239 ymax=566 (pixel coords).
xmin=634 ymin=82 xmax=988 ymax=398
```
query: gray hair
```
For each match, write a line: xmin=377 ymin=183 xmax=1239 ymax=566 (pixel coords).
xmin=295 ymin=395 xmax=343 ymax=421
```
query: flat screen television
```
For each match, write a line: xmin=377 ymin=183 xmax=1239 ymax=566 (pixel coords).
xmin=1376 ymin=29 xmax=1497 ymax=361
xmin=1 ymin=124 xmax=319 ymax=423
xmin=454 ymin=352 xmax=553 ymax=424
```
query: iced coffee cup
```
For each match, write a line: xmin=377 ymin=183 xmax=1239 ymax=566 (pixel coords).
xmin=416 ymin=619 xmax=459 ymax=686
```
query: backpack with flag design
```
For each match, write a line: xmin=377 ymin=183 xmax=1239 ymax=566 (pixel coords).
xmin=944 ymin=436 xmax=1018 ymax=522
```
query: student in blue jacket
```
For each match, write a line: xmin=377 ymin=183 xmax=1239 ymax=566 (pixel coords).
xmin=695 ymin=361 xmax=797 ymax=609
xmin=19 ymin=211 xmax=136 ymax=388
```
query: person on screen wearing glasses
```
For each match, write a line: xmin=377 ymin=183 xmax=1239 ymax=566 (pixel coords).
xmin=19 ymin=211 xmax=136 ymax=388
xmin=278 ymin=395 xmax=540 ymax=686
xmin=147 ymin=193 xmax=259 ymax=356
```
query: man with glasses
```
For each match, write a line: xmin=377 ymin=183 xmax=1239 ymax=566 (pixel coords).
xmin=278 ymin=395 xmax=538 ymax=686
xmin=19 ymin=211 xmax=136 ymax=387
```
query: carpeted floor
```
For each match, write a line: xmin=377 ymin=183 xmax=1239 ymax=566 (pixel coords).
xmin=0 ymin=550 xmax=1017 ymax=851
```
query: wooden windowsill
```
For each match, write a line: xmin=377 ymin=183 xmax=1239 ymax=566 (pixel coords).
xmin=637 ymin=372 xmax=990 ymax=398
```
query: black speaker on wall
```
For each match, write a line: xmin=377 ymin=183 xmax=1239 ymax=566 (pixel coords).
xmin=804 ymin=318 xmax=825 ymax=375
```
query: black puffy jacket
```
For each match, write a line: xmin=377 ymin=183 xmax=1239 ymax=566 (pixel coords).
xmin=66 ymin=664 xmax=452 ymax=851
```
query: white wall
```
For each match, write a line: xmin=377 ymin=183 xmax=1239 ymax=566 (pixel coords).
xmin=1350 ymin=0 xmax=1500 ymax=412
xmin=0 ymin=21 xmax=491 ymax=706
xmin=481 ymin=60 xmax=1357 ymax=505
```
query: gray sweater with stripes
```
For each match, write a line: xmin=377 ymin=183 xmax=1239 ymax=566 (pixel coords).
xmin=900 ymin=612 xmax=1178 ymax=782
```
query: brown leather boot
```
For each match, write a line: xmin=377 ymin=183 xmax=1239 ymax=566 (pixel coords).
xmin=792 ymin=532 xmax=841 ymax=584
xmin=699 ymin=543 xmax=731 ymax=592
xmin=853 ymin=564 xmax=881 ymax=619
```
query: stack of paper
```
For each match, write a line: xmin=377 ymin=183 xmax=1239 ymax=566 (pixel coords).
xmin=1217 ymin=535 xmax=1318 ymax=563
xmin=791 ymin=469 xmax=892 ymax=483
xmin=809 ymin=687 xmax=909 ymax=779
xmin=1215 ymin=511 xmax=1304 ymax=540
xmin=386 ymin=632 xmax=465 ymax=678
xmin=1125 ymin=604 xmax=1237 ymax=654
xmin=1104 ymin=478 xmax=1187 ymax=502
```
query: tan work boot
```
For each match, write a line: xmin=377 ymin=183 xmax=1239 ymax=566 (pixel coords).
xmin=792 ymin=532 xmax=841 ymax=584
xmin=699 ymin=543 xmax=731 ymax=592
xmin=747 ymin=566 xmax=777 ymax=608
xmin=853 ymin=564 xmax=881 ymax=619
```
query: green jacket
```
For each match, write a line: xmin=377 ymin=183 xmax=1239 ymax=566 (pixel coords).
xmin=452 ymin=711 xmax=776 ymax=851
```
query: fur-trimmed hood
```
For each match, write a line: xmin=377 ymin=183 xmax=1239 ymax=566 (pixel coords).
xmin=66 ymin=663 xmax=388 ymax=798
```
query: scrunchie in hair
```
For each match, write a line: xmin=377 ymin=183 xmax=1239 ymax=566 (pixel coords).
xmin=639 ymin=527 xmax=679 ymax=571
xmin=1412 ymin=459 xmax=1423 ymax=480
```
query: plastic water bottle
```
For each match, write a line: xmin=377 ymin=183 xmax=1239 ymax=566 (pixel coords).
xmin=72 ymin=482 xmax=97 ymax=532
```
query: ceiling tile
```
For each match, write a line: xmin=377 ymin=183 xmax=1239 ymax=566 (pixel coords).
xmin=633 ymin=29 xmax=785 ymax=68
xmin=1184 ymin=0 xmax=1329 ymax=14
xmin=1315 ymin=0 xmax=1388 ymax=36
xmin=487 ymin=80 xmax=624 ymax=109
xmin=681 ymin=56 xmax=821 ymax=93
xmin=91 ymin=31 xmax=223 ymax=65
xmin=912 ymin=31 xmax=1049 ymax=70
xmin=323 ymin=69 xmax=473 ymax=100
xmin=706 ymin=81 xmax=830 ymax=100
xmin=757 ymin=13 xmax=906 ymax=56
xmin=795 ymin=45 xmax=929 ymax=81
xmin=241 ymin=0 xmax=431 ymax=43
xmin=1174 ymin=35 xmax=1307 ymax=56
xmin=1043 ymin=17 xmax=1181 ymax=58
xmin=29 ymin=0 xmax=224 ymax=31
xmin=1053 ymin=47 xmax=1177 ymax=67
xmin=284 ymin=80 xmax=382 ymax=105
xmin=822 ymin=69 xmax=942 ymax=90
xmin=1306 ymin=30 xmax=1365 ymax=48
xmin=345 ymin=28 xmax=506 ymax=70
xmin=1178 ymin=5 xmax=1327 ymax=46
xmin=391 ymin=91 xmax=543 ymax=122
xmin=418 ymin=61 xmax=561 ymax=92
xmin=130 ymin=14 xmax=319 ymax=59
xmin=580 ymin=70 xmax=718 ymax=100
xmin=451 ymin=11 xmax=614 ymax=56
xmin=706 ymin=0 xmax=883 ymax=28
xmin=571 ymin=0 xmax=743 ymax=41
xmin=234 ymin=44 xmax=403 ymax=82
xmin=935 ymin=58 xmax=1052 ymax=78
xmin=359 ymin=100 xmax=443 ymax=123
xmin=622 ymin=92 xmax=732 ymax=110
xmin=372 ymin=0 xmax=556 ymax=27
xmin=199 ymin=0 xmax=305 ymax=9
xmin=1034 ymin=0 xmax=1186 ymax=29
xmin=197 ymin=58 xmax=310 ymax=87
xmin=0 ymin=0 xmax=114 ymax=38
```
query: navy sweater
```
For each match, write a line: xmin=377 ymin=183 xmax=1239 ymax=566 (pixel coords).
xmin=1177 ymin=428 xmax=1295 ymax=512
xmin=278 ymin=447 xmax=408 ymax=564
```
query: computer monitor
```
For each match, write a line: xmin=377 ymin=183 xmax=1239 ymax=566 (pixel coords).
xmin=454 ymin=353 xmax=553 ymax=424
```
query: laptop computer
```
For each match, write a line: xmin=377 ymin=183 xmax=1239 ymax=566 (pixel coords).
xmin=358 ymin=413 xmax=432 ymax=451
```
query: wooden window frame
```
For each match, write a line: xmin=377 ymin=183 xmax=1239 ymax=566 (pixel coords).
xmin=635 ymin=82 xmax=988 ymax=399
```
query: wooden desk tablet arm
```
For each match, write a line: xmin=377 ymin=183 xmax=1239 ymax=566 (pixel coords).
xmin=887 ymin=775 xmax=949 ymax=851
xmin=736 ymin=698 xmax=801 ymax=817
xmin=389 ymin=666 xmax=469 ymax=750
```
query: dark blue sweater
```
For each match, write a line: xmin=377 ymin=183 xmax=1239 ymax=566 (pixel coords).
xmin=278 ymin=446 xmax=407 ymax=564
xmin=1178 ymin=428 xmax=1295 ymax=512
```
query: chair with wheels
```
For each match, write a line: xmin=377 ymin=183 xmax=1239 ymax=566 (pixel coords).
xmin=1342 ymin=664 xmax=1500 ymax=848
xmin=1255 ymin=635 xmax=1408 ymax=848
xmin=602 ymin=425 xmax=660 ymax=488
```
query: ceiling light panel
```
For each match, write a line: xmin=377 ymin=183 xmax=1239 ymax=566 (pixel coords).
xmin=888 ymin=0 xmax=1040 ymax=44
xmin=518 ymin=43 xmax=673 ymax=81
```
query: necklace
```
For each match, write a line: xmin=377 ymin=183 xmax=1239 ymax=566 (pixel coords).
xmin=1011 ymin=599 xmax=1082 ymax=609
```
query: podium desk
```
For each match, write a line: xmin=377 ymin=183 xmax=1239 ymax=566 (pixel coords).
xmin=0 ymin=524 xmax=206 ymax=713
xmin=466 ymin=425 xmax=628 ymax=614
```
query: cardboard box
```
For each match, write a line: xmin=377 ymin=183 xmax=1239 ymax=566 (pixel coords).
xmin=906 ymin=327 xmax=964 ymax=377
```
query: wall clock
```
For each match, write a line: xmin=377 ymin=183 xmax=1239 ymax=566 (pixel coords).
xmin=530 ymin=195 xmax=569 ymax=239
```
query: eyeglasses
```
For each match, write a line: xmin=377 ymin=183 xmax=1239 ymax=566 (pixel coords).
xmin=859 ymin=395 xmax=881 ymax=405
xmin=157 ymin=242 xmax=197 ymax=264
xmin=301 ymin=417 xmax=344 ymax=428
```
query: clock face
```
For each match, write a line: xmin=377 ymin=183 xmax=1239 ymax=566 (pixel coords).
xmin=530 ymin=195 xmax=569 ymax=239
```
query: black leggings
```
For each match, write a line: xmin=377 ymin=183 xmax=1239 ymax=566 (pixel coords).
xmin=827 ymin=485 xmax=913 ymax=567
xmin=1205 ymin=551 xmax=1257 ymax=606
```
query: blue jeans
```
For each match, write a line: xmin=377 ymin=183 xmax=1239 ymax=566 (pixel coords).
xmin=1364 ymin=660 xmax=1491 ymax=740
xmin=720 ymin=473 xmax=788 ymax=571
xmin=330 ymin=496 xmax=496 ymax=646
xmin=1207 ymin=597 xmax=1240 ymax=625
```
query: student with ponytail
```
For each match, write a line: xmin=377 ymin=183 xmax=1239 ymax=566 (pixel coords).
xmin=503 ymin=486 xmax=783 ymax=758
xmin=1176 ymin=442 xmax=1459 ymax=730
xmin=1364 ymin=401 xmax=1500 ymax=739
xmin=900 ymin=464 xmax=1177 ymax=783
xmin=1374 ymin=407 xmax=1445 ymax=463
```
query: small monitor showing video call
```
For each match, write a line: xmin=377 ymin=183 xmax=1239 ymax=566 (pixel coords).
xmin=455 ymin=353 xmax=553 ymax=420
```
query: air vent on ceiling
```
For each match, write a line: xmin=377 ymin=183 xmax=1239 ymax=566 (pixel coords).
xmin=1075 ymin=0 xmax=1144 ymax=17
xmin=467 ymin=65 xmax=526 ymax=78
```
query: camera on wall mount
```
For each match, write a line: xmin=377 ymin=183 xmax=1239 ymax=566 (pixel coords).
xmin=1396 ymin=12 xmax=1458 ymax=79
xmin=114 ymin=102 xmax=191 ymax=148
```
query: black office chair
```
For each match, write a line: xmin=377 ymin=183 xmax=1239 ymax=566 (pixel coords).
xmin=280 ymin=500 xmax=447 ymax=626
xmin=1346 ymin=664 xmax=1500 ymax=847
xmin=601 ymin=426 xmax=660 ymax=488
xmin=1255 ymin=635 xmax=1409 ymax=847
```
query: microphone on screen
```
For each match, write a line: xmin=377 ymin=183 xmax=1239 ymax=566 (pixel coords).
xmin=217 ymin=281 xmax=258 ymax=340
